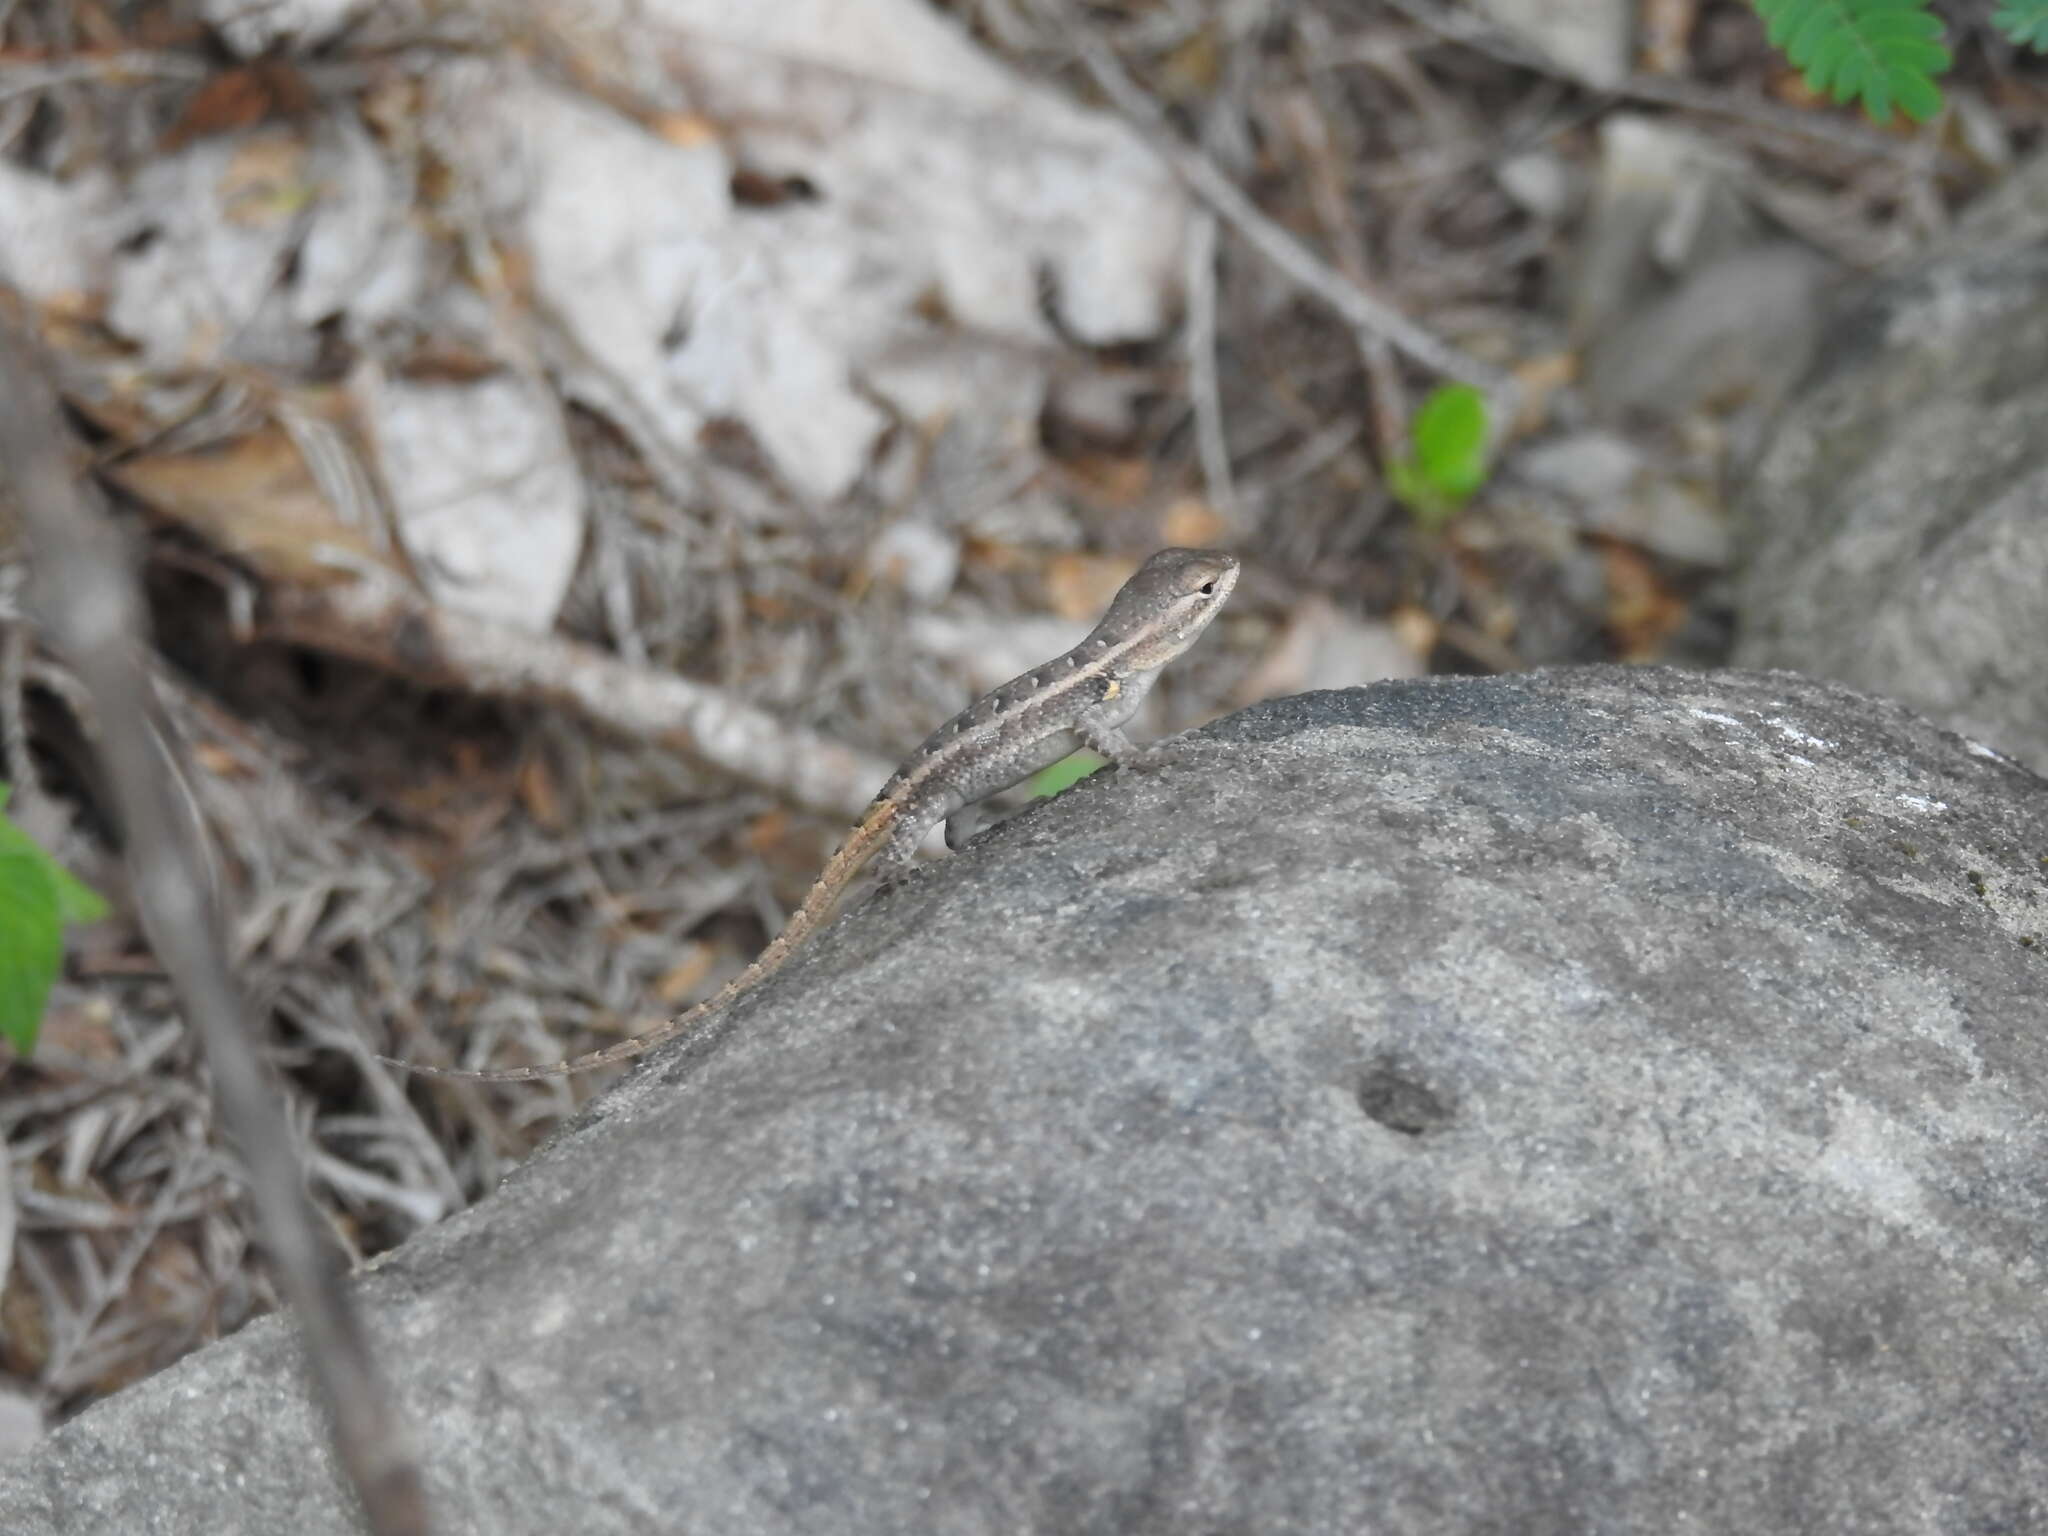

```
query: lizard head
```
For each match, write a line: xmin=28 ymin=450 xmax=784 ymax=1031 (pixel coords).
xmin=1105 ymin=546 xmax=1240 ymax=670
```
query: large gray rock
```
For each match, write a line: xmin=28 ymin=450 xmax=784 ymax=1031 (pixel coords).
xmin=8 ymin=668 xmax=2047 ymax=1534
xmin=1735 ymin=155 xmax=2048 ymax=771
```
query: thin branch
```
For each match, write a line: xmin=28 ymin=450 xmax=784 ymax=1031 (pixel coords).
xmin=261 ymin=566 xmax=897 ymax=824
xmin=0 ymin=1137 xmax=14 ymax=1328
xmin=1378 ymin=0 xmax=1939 ymax=166
xmin=0 ymin=615 xmax=45 ymax=822
xmin=1275 ymin=22 xmax=1411 ymax=464
xmin=0 ymin=315 xmax=430 ymax=1536
xmin=1182 ymin=208 xmax=1236 ymax=524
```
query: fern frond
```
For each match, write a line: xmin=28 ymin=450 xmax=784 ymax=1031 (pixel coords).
xmin=1750 ymin=0 xmax=1949 ymax=124
xmin=1994 ymin=0 xmax=2048 ymax=50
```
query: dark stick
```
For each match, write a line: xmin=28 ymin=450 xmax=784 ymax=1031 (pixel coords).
xmin=0 ymin=315 xmax=429 ymax=1536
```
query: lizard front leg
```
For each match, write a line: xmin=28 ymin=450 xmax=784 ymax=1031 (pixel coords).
xmin=943 ymin=803 xmax=981 ymax=852
xmin=1075 ymin=718 xmax=1145 ymax=767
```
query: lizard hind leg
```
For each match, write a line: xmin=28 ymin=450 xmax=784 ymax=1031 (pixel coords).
xmin=870 ymin=805 xmax=936 ymax=890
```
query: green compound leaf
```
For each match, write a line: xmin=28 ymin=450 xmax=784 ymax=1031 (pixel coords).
xmin=1751 ymin=0 xmax=1949 ymax=124
xmin=1994 ymin=1 xmax=2048 ymax=50
xmin=0 ymin=849 xmax=63 ymax=1058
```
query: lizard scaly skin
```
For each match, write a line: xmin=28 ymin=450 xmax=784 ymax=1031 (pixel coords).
xmin=382 ymin=547 xmax=1239 ymax=1082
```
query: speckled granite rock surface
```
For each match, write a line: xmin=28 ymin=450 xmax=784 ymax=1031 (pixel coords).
xmin=8 ymin=668 xmax=2045 ymax=1535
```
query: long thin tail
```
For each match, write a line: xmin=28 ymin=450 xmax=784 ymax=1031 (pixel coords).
xmin=380 ymin=800 xmax=900 ymax=1083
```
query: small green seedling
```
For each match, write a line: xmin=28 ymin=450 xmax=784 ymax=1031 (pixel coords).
xmin=1389 ymin=383 xmax=1491 ymax=531
xmin=0 ymin=783 xmax=109 ymax=1057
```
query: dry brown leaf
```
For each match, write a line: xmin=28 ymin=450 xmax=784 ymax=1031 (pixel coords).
xmin=357 ymin=72 xmax=421 ymax=144
xmin=160 ymin=62 xmax=315 ymax=151
xmin=1060 ymin=454 xmax=1152 ymax=510
xmin=653 ymin=942 xmax=718 ymax=1006
xmin=0 ymin=1278 xmax=48 ymax=1376
xmin=395 ymin=341 xmax=503 ymax=384
xmin=1160 ymin=495 xmax=1230 ymax=549
xmin=1158 ymin=23 xmax=1224 ymax=102
xmin=1638 ymin=0 xmax=1697 ymax=75
xmin=1600 ymin=538 xmax=1688 ymax=660
xmin=743 ymin=808 xmax=793 ymax=859
xmin=190 ymin=742 xmax=250 ymax=779
xmin=1769 ymin=69 xmax=1827 ymax=113
xmin=110 ymin=423 xmax=396 ymax=589
xmin=962 ymin=538 xmax=1029 ymax=574
xmin=1388 ymin=604 xmax=1440 ymax=660
xmin=653 ymin=113 xmax=721 ymax=150
xmin=517 ymin=755 xmax=567 ymax=834
xmin=219 ymin=131 xmax=314 ymax=228
xmin=1043 ymin=552 xmax=1136 ymax=623
xmin=1509 ymin=352 xmax=1577 ymax=437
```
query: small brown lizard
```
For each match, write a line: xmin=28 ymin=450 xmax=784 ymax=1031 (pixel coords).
xmin=383 ymin=547 xmax=1239 ymax=1082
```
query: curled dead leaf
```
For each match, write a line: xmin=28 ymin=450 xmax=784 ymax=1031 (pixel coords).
xmin=109 ymin=423 xmax=398 ymax=590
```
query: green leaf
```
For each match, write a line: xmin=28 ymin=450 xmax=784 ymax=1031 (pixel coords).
xmin=1387 ymin=457 xmax=1450 ymax=531
xmin=0 ymin=850 xmax=63 ymax=1057
xmin=0 ymin=789 xmax=109 ymax=925
xmin=1390 ymin=383 xmax=1492 ymax=529
xmin=1749 ymin=0 xmax=1949 ymax=125
xmin=0 ymin=784 xmax=112 ymax=1057
xmin=1994 ymin=1 xmax=2048 ymax=50
xmin=1410 ymin=383 xmax=1490 ymax=500
xmin=1886 ymin=65 xmax=1945 ymax=122
xmin=46 ymin=861 xmax=109 ymax=925
xmin=1028 ymin=750 xmax=1106 ymax=799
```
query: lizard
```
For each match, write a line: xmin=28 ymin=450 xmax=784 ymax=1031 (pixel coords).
xmin=381 ymin=546 xmax=1240 ymax=1082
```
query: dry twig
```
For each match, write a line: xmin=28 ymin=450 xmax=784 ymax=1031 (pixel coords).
xmin=261 ymin=565 xmax=896 ymax=823
xmin=1182 ymin=208 xmax=1235 ymax=523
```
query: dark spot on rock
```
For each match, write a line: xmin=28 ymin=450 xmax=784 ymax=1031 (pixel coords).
xmin=1355 ymin=1063 xmax=1452 ymax=1137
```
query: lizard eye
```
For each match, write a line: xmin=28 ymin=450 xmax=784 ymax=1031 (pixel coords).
xmin=1198 ymin=580 xmax=1215 ymax=595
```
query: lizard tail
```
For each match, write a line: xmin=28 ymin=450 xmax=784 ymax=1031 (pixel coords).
xmin=380 ymin=800 xmax=901 ymax=1083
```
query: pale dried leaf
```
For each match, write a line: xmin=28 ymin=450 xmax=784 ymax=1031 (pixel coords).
xmin=435 ymin=0 xmax=1186 ymax=503
xmin=362 ymin=373 xmax=585 ymax=631
xmin=0 ymin=163 xmax=118 ymax=308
